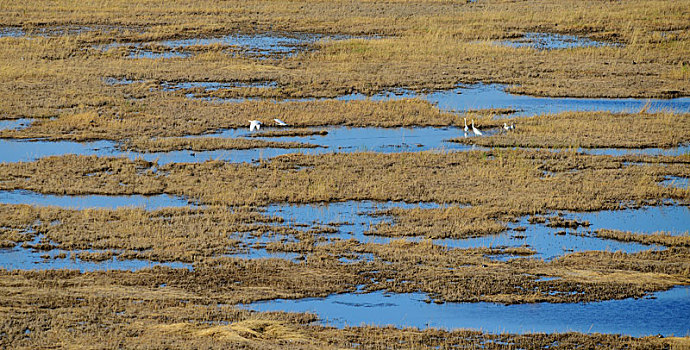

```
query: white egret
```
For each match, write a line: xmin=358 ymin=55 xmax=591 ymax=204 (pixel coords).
xmin=503 ymin=122 xmax=510 ymax=131
xmin=464 ymin=118 xmax=469 ymax=132
xmin=471 ymin=119 xmax=483 ymax=136
xmin=274 ymin=118 xmax=288 ymax=126
xmin=249 ymin=120 xmax=262 ymax=131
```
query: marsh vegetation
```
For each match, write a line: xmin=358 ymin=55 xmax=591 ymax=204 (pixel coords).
xmin=1 ymin=0 xmax=689 ymax=348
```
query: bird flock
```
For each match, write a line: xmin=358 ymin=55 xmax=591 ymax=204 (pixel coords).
xmin=248 ymin=118 xmax=288 ymax=131
xmin=249 ymin=117 xmax=513 ymax=137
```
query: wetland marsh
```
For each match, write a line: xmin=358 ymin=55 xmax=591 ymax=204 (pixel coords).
xmin=1 ymin=0 xmax=689 ymax=348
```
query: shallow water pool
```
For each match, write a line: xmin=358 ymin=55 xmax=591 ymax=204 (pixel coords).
xmin=243 ymin=286 xmax=690 ymax=336
xmin=0 ymin=190 xmax=193 ymax=210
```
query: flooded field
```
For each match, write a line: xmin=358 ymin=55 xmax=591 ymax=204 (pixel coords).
xmin=0 ymin=190 xmax=192 ymax=210
xmin=244 ymin=286 xmax=690 ymax=336
xmin=0 ymin=27 xmax=24 ymax=37
xmin=98 ymin=32 xmax=369 ymax=59
xmin=3 ymin=124 xmax=688 ymax=166
xmin=425 ymin=84 xmax=690 ymax=116
xmin=192 ymin=83 xmax=690 ymax=116
xmin=2 ymin=1 xmax=690 ymax=348
xmin=0 ymin=118 xmax=33 ymax=131
xmin=0 ymin=240 xmax=192 ymax=272
xmin=0 ymin=127 xmax=479 ymax=164
xmin=261 ymin=201 xmax=685 ymax=261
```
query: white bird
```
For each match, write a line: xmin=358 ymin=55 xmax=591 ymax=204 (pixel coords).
xmin=503 ymin=122 xmax=510 ymax=131
xmin=510 ymin=123 xmax=515 ymax=130
xmin=471 ymin=119 xmax=483 ymax=136
xmin=274 ymin=118 xmax=288 ymax=126
xmin=463 ymin=118 xmax=469 ymax=132
xmin=249 ymin=120 xmax=262 ymax=132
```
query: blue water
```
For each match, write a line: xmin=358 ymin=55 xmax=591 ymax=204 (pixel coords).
xmin=244 ymin=286 xmax=690 ymax=336
xmin=264 ymin=200 xmax=443 ymax=245
xmin=581 ymin=145 xmax=690 ymax=157
xmin=425 ymin=84 xmax=690 ymax=117
xmin=160 ymin=80 xmax=278 ymax=91
xmin=568 ymin=205 xmax=690 ymax=236
xmin=260 ymin=201 xmax=684 ymax=260
xmin=0 ymin=127 xmax=487 ymax=164
xmin=0 ymin=118 xmax=34 ymax=131
xmin=661 ymin=176 xmax=689 ymax=189
xmin=0 ymin=27 xmax=25 ymax=37
xmin=202 ymin=83 xmax=690 ymax=117
xmin=0 ymin=190 xmax=192 ymax=210
xmin=0 ymin=245 xmax=192 ymax=272
xmin=98 ymin=32 xmax=366 ymax=59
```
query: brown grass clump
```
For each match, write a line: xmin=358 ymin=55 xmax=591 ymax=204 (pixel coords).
xmin=367 ymin=205 xmax=509 ymax=239
xmin=451 ymin=111 xmax=690 ymax=149
xmin=0 ymin=204 xmax=283 ymax=263
xmin=1 ymin=150 xmax=685 ymax=210
xmin=1 ymin=98 xmax=458 ymax=141
xmin=595 ymin=229 xmax=690 ymax=248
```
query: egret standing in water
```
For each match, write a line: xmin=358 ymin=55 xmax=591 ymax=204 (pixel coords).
xmin=464 ymin=118 xmax=469 ymax=133
xmin=274 ymin=118 xmax=288 ymax=126
xmin=249 ymin=120 xmax=262 ymax=131
xmin=471 ymin=119 xmax=483 ymax=136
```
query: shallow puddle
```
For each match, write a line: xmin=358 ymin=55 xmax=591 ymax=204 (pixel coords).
xmin=160 ymin=80 xmax=278 ymax=91
xmin=0 ymin=127 xmax=487 ymax=164
xmin=243 ymin=286 xmax=690 ymax=336
xmin=0 ymin=138 xmax=119 ymax=163
xmin=498 ymin=32 xmax=618 ymax=50
xmin=0 ymin=27 xmax=24 ymax=37
xmin=425 ymin=84 xmax=690 ymax=117
xmin=0 ymin=190 xmax=192 ymax=210
xmin=0 ymin=244 xmax=191 ymax=272
xmin=144 ymin=125 xmax=485 ymax=163
xmin=661 ymin=176 xmax=689 ymax=189
xmin=262 ymin=201 xmax=676 ymax=260
xmin=1 ymin=25 xmax=129 ymax=38
xmin=99 ymin=32 xmax=363 ymax=59
xmin=0 ymin=118 xmax=34 ymax=131
xmin=437 ymin=217 xmax=658 ymax=261
xmin=567 ymin=205 xmax=689 ymax=236
xmin=264 ymin=200 xmax=442 ymax=244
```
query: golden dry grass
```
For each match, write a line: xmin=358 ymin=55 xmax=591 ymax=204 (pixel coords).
xmin=1 ymin=269 xmax=680 ymax=349
xmin=452 ymin=111 xmax=690 ymax=149
xmin=1 ymin=150 xmax=687 ymax=211
xmin=0 ymin=98 xmax=458 ymax=140
xmin=1 ymin=1 xmax=690 ymax=347
xmin=0 ymin=0 xmax=688 ymax=129
xmin=595 ymin=229 xmax=690 ymax=248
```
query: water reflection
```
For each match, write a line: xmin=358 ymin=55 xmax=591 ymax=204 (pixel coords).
xmin=0 ymin=190 xmax=193 ymax=210
xmin=243 ymin=287 xmax=690 ymax=336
